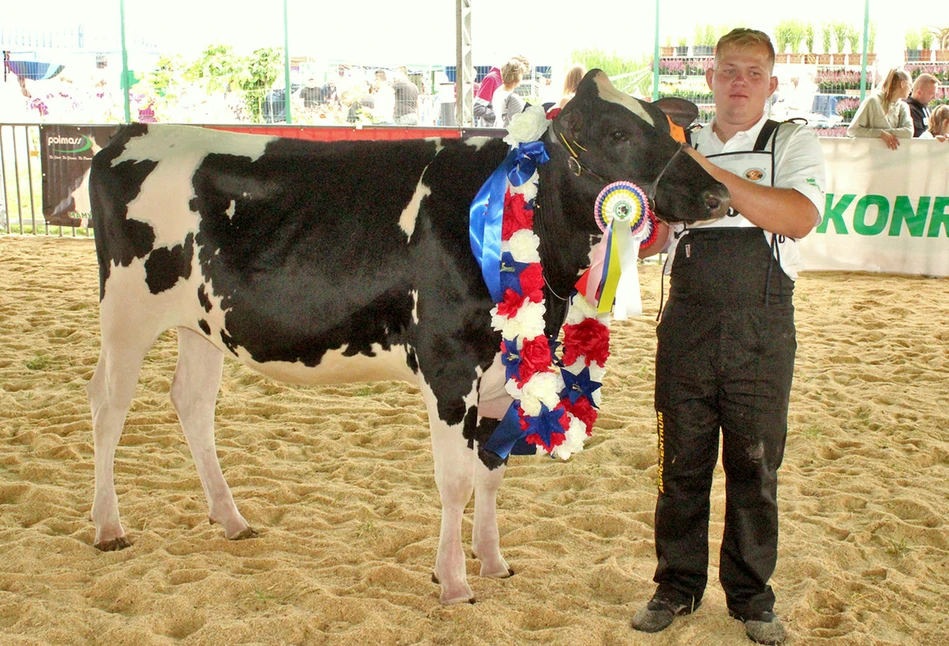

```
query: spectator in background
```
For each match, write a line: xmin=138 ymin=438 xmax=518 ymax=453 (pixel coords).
xmin=555 ymin=64 xmax=586 ymax=110
xmin=392 ymin=66 xmax=419 ymax=126
xmin=491 ymin=59 xmax=526 ymax=128
xmin=920 ymin=104 xmax=949 ymax=141
xmin=474 ymin=55 xmax=530 ymax=126
xmin=905 ymin=73 xmax=938 ymax=137
xmin=371 ymin=70 xmax=395 ymax=124
xmin=847 ymin=68 xmax=913 ymax=150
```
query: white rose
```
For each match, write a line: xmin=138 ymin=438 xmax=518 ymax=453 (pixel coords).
xmin=520 ymin=371 xmax=561 ymax=415
xmin=503 ymin=104 xmax=550 ymax=146
xmin=565 ymin=294 xmax=599 ymax=323
xmin=501 ymin=300 xmax=546 ymax=339
xmin=509 ymin=230 xmax=541 ymax=263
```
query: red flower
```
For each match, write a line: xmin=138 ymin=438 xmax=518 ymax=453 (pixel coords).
xmin=502 ymin=192 xmax=534 ymax=240
xmin=564 ymin=396 xmax=598 ymax=435
xmin=562 ymin=319 xmax=611 ymax=366
xmin=518 ymin=335 xmax=553 ymax=383
xmin=519 ymin=263 xmax=545 ymax=300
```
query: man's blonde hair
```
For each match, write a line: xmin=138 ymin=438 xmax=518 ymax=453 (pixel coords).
xmin=715 ymin=28 xmax=776 ymax=71
xmin=913 ymin=73 xmax=938 ymax=91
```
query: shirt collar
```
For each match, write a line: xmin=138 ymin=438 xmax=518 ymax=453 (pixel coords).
xmin=699 ymin=112 xmax=770 ymax=153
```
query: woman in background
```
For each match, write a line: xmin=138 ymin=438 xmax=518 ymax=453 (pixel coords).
xmin=555 ymin=64 xmax=586 ymax=110
xmin=847 ymin=68 xmax=913 ymax=150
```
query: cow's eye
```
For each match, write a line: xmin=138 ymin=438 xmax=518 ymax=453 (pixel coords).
xmin=611 ymin=130 xmax=629 ymax=142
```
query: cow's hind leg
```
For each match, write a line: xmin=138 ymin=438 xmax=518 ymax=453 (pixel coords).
xmin=423 ymin=385 xmax=476 ymax=604
xmin=170 ymin=327 xmax=255 ymax=540
xmin=472 ymin=455 xmax=512 ymax=578
xmin=88 ymin=324 xmax=157 ymax=550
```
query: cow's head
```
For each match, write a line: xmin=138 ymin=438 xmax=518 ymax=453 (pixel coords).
xmin=549 ymin=69 xmax=728 ymax=224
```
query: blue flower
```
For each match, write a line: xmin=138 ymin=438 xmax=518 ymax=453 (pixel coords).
xmin=501 ymin=336 xmax=522 ymax=382
xmin=523 ymin=403 xmax=566 ymax=450
xmin=560 ymin=366 xmax=601 ymax=407
xmin=499 ymin=251 xmax=531 ymax=296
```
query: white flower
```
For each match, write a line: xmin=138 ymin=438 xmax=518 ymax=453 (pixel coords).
xmin=499 ymin=300 xmax=546 ymax=339
xmin=509 ymin=230 xmax=541 ymax=263
xmin=519 ymin=371 xmax=561 ymax=415
xmin=503 ymin=104 xmax=550 ymax=147
xmin=565 ymin=294 xmax=599 ymax=324
xmin=551 ymin=416 xmax=588 ymax=460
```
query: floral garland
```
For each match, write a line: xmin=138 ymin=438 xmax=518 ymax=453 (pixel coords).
xmin=477 ymin=105 xmax=612 ymax=462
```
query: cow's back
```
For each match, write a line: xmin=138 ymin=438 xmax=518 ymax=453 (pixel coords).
xmin=89 ymin=124 xmax=508 ymax=385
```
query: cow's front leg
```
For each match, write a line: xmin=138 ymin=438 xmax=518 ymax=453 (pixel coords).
xmin=422 ymin=385 xmax=475 ymax=604
xmin=472 ymin=454 xmax=512 ymax=578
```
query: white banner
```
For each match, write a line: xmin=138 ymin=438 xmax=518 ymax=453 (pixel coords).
xmin=800 ymin=138 xmax=949 ymax=277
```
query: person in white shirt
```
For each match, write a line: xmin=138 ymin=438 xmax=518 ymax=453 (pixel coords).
xmin=630 ymin=28 xmax=826 ymax=646
xmin=490 ymin=60 xmax=525 ymax=128
xmin=846 ymin=68 xmax=913 ymax=150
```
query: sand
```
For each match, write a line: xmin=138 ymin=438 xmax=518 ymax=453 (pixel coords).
xmin=1 ymin=235 xmax=947 ymax=645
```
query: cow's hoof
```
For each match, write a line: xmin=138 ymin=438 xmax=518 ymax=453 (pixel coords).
xmin=439 ymin=591 xmax=476 ymax=605
xmin=229 ymin=527 xmax=260 ymax=541
xmin=95 ymin=536 xmax=132 ymax=551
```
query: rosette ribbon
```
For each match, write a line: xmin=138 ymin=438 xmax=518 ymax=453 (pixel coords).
xmin=469 ymin=141 xmax=549 ymax=302
xmin=578 ymin=181 xmax=652 ymax=319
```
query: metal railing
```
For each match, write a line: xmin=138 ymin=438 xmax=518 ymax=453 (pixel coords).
xmin=0 ymin=124 xmax=93 ymax=237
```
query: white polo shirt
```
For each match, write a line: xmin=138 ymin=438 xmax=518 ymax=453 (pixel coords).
xmin=665 ymin=113 xmax=826 ymax=280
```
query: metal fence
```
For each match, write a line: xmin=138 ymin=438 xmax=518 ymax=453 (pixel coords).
xmin=0 ymin=124 xmax=93 ymax=237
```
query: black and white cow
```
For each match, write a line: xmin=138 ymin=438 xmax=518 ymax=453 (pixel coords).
xmin=87 ymin=70 xmax=729 ymax=604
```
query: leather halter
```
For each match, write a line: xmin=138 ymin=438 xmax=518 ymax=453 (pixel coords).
xmin=549 ymin=121 xmax=685 ymax=211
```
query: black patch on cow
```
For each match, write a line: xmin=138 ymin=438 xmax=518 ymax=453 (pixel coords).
xmin=197 ymin=283 xmax=212 ymax=313
xmin=198 ymin=319 xmax=211 ymax=335
xmin=188 ymin=137 xmax=462 ymax=376
xmin=144 ymin=233 xmax=194 ymax=294
xmin=89 ymin=124 xmax=159 ymax=300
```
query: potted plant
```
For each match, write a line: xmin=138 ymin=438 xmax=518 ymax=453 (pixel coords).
xmin=833 ymin=22 xmax=850 ymax=55
xmin=906 ymin=28 xmax=922 ymax=61
xmin=676 ymin=36 xmax=689 ymax=57
xmin=935 ymin=27 xmax=949 ymax=61
xmin=661 ymin=36 xmax=675 ymax=58
xmin=921 ymin=28 xmax=934 ymax=62
xmin=820 ymin=23 xmax=833 ymax=64
xmin=847 ymin=27 xmax=861 ymax=56
xmin=693 ymin=25 xmax=714 ymax=57
xmin=774 ymin=20 xmax=792 ymax=62
xmin=805 ymin=22 xmax=816 ymax=60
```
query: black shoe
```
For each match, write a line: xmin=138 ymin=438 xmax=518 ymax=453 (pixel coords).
xmin=729 ymin=610 xmax=786 ymax=645
xmin=630 ymin=595 xmax=701 ymax=633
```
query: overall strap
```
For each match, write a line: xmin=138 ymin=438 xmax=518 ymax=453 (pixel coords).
xmin=753 ymin=119 xmax=781 ymax=152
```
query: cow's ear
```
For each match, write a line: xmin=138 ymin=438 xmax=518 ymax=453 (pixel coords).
xmin=558 ymin=104 xmax=584 ymax=137
xmin=653 ymin=97 xmax=699 ymax=129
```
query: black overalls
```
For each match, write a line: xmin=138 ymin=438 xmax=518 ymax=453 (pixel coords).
xmin=652 ymin=121 xmax=796 ymax=620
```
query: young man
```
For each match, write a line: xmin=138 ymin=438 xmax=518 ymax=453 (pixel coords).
xmin=905 ymin=73 xmax=938 ymax=137
xmin=630 ymin=28 xmax=826 ymax=645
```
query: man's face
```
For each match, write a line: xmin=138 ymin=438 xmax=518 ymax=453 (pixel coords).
xmin=706 ymin=43 xmax=778 ymax=127
xmin=916 ymin=83 xmax=936 ymax=105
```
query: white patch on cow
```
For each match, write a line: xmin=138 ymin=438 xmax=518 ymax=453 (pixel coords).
xmin=233 ymin=344 xmax=418 ymax=385
xmin=593 ymin=71 xmax=654 ymax=127
xmin=226 ymin=200 xmax=236 ymax=219
xmin=114 ymin=126 xmax=277 ymax=247
xmin=463 ymin=137 xmax=495 ymax=151
xmin=399 ymin=178 xmax=432 ymax=241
